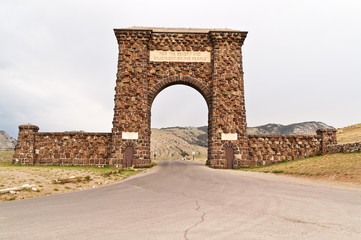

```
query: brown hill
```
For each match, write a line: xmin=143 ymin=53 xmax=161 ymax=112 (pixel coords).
xmin=337 ymin=123 xmax=361 ymax=144
xmin=150 ymin=127 xmax=207 ymax=161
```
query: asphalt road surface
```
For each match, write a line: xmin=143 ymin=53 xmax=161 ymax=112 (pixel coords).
xmin=1 ymin=160 xmax=361 ymax=240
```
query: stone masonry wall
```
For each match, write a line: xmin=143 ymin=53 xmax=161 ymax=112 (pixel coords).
xmin=209 ymin=31 xmax=248 ymax=168
xmin=316 ymin=128 xmax=337 ymax=154
xmin=248 ymin=135 xmax=322 ymax=165
xmin=13 ymin=124 xmax=111 ymax=166
xmin=13 ymin=124 xmax=39 ymax=165
xmin=247 ymin=128 xmax=338 ymax=166
xmin=325 ymin=142 xmax=361 ymax=154
xmin=110 ymin=29 xmax=152 ymax=168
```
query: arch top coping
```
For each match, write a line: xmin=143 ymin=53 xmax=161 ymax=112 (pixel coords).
xmin=114 ymin=27 xmax=247 ymax=34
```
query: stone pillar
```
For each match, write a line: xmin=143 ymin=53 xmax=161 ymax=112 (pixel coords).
xmin=13 ymin=124 xmax=39 ymax=165
xmin=208 ymin=31 xmax=249 ymax=168
xmin=316 ymin=128 xmax=337 ymax=155
xmin=110 ymin=29 xmax=152 ymax=167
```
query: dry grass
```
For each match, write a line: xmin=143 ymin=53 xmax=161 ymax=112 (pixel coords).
xmin=239 ymin=152 xmax=361 ymax=185
xmin=0 ymin=149 xmax=14 ymax=163
xmin=337 ymin=123 xmax=361 ymax=144
xmin=0 ymin=150 xmax=150 ymax=202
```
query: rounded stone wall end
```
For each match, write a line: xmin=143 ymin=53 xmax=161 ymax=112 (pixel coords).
xmin=19 ymin=124 xmax=39 ymax=131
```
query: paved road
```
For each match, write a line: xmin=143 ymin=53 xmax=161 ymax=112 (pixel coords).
xmin=1 ymin=160 xmax=361 ymax=240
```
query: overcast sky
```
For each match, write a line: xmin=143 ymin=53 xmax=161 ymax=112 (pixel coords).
xmin=1 ymin=0 xmax=361 ymax=138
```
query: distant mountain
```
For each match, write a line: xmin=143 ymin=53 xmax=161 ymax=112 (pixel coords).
xmin=247 ymin=121 xmax=334 ymax=135
xmin=150 ymin=122 xmax=333 ymax=160
xmin=0 ymin=130 xmax=16 ymax=149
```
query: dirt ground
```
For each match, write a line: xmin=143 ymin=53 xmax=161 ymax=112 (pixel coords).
xmin=0 ymin=164 xmax=151 ymax=202
xmin=0 ymin=150 xmax=152 ymax=202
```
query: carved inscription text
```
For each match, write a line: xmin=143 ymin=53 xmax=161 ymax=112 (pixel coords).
xmin=149 ymin=51 xmax=211 ymax=62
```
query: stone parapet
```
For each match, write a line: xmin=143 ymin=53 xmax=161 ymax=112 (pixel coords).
xmin=248 ymin=134 xmax=322 ymax=165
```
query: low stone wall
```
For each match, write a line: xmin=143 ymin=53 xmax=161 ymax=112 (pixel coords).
xmin=13 ymin=124 xmax=112 ymax=166
xmin=248 ymin=134 xmax=322 ymax=165
xmin=325 ymin=142 xmax=361 ymax=154
xmin=13 ymin=124 xmax=340 ymax=168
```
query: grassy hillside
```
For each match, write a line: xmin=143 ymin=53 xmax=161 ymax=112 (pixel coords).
xmin=337 ymin=123 xmax=361 ymax=144
xmin=151 ymin=127 xmax=207 ymax=161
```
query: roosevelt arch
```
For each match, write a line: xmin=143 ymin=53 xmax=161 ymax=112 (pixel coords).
xmin=110 ymin=27 xmax=249 ymax=169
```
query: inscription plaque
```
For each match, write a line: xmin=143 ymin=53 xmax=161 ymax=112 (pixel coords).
xmin=221 ymin=133 xmax=238 ymax=141
xmin=149 ymin=50 xmax=211 ymax=62
xmin=122 ymin=132 xmax=138 ymax=140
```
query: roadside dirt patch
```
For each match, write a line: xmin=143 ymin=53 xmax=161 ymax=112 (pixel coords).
xmin=0 ymin=164 xmax=149 ymax=202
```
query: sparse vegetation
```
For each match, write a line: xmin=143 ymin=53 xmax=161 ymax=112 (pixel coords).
xmin=238 ymin=152 xmax=361 ymax=185
xmin=0 ymin=149 xmax=14 ymax=163
xmin=337 ymin=123 xmax=361 ymax=144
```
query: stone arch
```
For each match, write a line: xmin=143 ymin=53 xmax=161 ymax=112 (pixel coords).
xmin=111 ymin=27 xmax=249 ymax=168
xmin=148 ymin=75 xmax=211 ymax=109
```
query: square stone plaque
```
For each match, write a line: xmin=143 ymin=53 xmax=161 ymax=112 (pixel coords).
xmin=122 ymin=132 xmax=138 ymax=140
xmin=221 ymin=133 xmax=238 ymax=141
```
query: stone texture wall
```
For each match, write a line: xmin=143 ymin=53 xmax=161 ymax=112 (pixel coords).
xmin=13 ymin=124 xmax=111 ymax=166
xmin=209 ymin=32 xmax=248 ymax=168
xmin=110 ymin=29 xmax=152 ymax=168
xmin=316 ymin=128 xmax=337 ymax=154
xmin=248 ymin=128 xmax=337 ymax=165
xmin=325 ymin=142 xmax=361 ymax=154
xmin=247 ymin=129 xmax=338 ymax=166
xmin=13 ymin=124 xmax=39 ymax=165
xmin=248 ymin=135 xmax=322 ymax=165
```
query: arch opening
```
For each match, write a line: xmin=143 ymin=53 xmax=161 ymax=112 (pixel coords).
xmin=150 ymin=84 xmax=209 ymax=163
